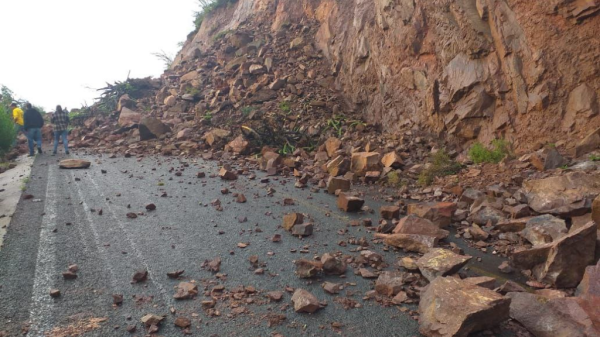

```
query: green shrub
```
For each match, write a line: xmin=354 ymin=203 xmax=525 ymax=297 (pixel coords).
xmin=279 ymin=101 xmax=291 ymax=114
xmin=241 ymin=106 xmax=254 ymax=116
xmin=0 ymin=105 xmax=16 ymax=156
xmin=590 ymin=154 xmax=600 ymax=162
xmin=194 ymin=0 xmax=239 ymax=30
xmin=418 ymin=149 xmax=462 ymax=186
xmin=387 ymin=171 xmax=405 ymax=187
xmin=468 ymin=139 xmax=511 ymax=164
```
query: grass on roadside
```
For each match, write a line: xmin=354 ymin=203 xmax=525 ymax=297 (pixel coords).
xmin=418 ymin=149 xmax=462 ymax=186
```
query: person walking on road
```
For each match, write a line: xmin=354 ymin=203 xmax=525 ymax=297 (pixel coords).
xmin=50 ymin=105 xmax=69 ymax=155
xmin=23 ymin=103 xmax=44 ymax=156
xmin=10 ymin=103 xmax=24 ymax=146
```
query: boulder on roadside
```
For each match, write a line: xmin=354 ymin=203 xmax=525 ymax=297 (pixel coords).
xmin=59 ymin=159 xmax=91 ymax=169
xmin=380 ymin=206 xmax=400 ymax=220
xmin=417 ymin=248 xmax=472 ymax=281
xmin=350 ymin=152 xmax=380 ymax=176
xmin=337 ymin=193 xmax=364 ymax=212
xmin=282 ymin=213 xmax=304 ymax=231
xmin=508 ymin=292 xmax=599 ymax=337
xmin=419 ymin=277 xmax=511 ymax=337
xmin=118 ymin=107 xmax=142 ymax=127
xmin=520 ymin=214 xmax=568 ymax=246
xmin=139 ymin=117 xmax=171 ymax=141
xmin=407 ymin=202 xmax=456 ymax=228
xmin=375 ymin=233 xmax=438 ymax=254
xmin=327 ymin=177 xmax=351 ymax=194
xmin=291 ymin=289 xmax=321 ymax=313
xmin=511 ymin=221 xmax=597 ymax=288
xmin=392 ymin=215 xmax=449 ymax=240
xmin=523 ymin=172 xmax=600 ymax=217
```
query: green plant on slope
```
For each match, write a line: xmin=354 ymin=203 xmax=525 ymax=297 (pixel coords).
xmin=194 ymin=0 xmax=239 ymax=30
xmin=279 ymin=101 xmax=291 ymax=114
xmin=590 ymin=154 xmax=600 ymax=162
xmin=241 ymin=106 xmax=254 ymax=116
xmin=326 ymin=116 xmax=345 ymax=138
xmin=212 ymin=30 xmax=231 ymax=41
xmin=418 ymin=149 xmax=462 ymax=186
xmin=468 ymin=139 xmax=512 ymax=164
xmin=0 ymin=105 xmax=16 ymax=156
xmin=279 ymin=142 xmax=296 ymax=156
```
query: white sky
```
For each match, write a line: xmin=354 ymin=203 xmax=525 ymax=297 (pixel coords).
xmin=0 ymin=0 xmax=198 ymax=111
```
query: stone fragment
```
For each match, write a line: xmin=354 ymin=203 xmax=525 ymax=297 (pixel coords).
xmin=132 ymin=270 xmax=148 ymax=283
xmin=399 ymin=257 xmax=419 ymax=271
xmin=375 ymin=271 xmax=405 ymax=296
xmin=416 ymin=248 xmax=472 ymax=281
xmin=380 ymin=206 xmax=400 ymax=220
xmin=350 ymin=152 xmax=380 ymax=175
xmin=112 ymin=294 xmax=123 ymax=305
xmin=407 ymin=202 xmax=456 ymax=228
xmin=118 ymin=107 xmax=142 ymax=127
xmin=576 ymin=260 xmax=600 ymax=297
xmin=139 ymin=117 xmax=171 ymax=141
xmin=174 ymin=317 xmax=191 ymax=329
xmin=204 ymin=129 xmax=231 ymax=147
xmin=267 ymin=291 xmax=284 ymax=302
xmin=375 ymin=233 xmax=438 ymax=254
xmin=291 ymin=289 xmax=321 ymax=313
xmin=141 ymin=314 xmax=164 ymax=327
xmin=62 ymin=271 xmax=77 ymax=280
xmin=419 ymin=277 xmax=511 ymax=337
xmin=282 ymin=213 xmax=304 ymax=231
xmin=291 ymin=223 xmax=313 ymax=237
xmin=59 ymin=159 xmax=91 ymax=169
xmin=469 ymin=224 xmax=489 ymax=241
xmin=381 ymin=152 xmax=403 ymax=168
xmin=322 ymin=282 xmax=343 ymax=294
xmin=521 ymin=214 xmax=568 ymax=246
xmin=50 ymin=289 xmax=61 ymax=298
xmin=324 ymin=137 xmax=342 ymax=157
xmin=326 ymin=156 xmax=350 ymax=177
xmin=174 ymin=282 xmax=198 ymax=300
xmin=392 ymin=215 xmax=449 ymax=240
xmin=575 ymin=127 xmax=600 ymax=157
xmin=327 ymin=177 xmax=350 ymax=194
xmin=219 ymin=167 xmax=237 ymax=180
xmin=321 ymin=253 xmax=347 ymax=275
xmin=226 ymin=135 xmax=249 ymax=154
xmin=337 ymin=193 xmax=364 ymax=212
xmin=294 ymin=259 xmax=322 ymax=278
xmin=463 ymin=276 xmax=496 ymax=290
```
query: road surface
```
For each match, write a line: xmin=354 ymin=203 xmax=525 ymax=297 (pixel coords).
xmin=0 ymin=152 xmax=521 ymax=337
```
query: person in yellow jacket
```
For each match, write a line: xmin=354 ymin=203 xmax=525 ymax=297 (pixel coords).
xmin=10 ymin=102 xmax=24 ymax=130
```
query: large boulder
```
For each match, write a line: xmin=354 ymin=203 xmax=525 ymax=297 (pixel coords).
xmin=393 ymin=215 xmax=449 ymax=240
xmin=139 ymin=117 xmax=171 ymax=141
xmin=407 ymin=202 xmax=456 ymax=228
xmin=508 ymin=292 xmax=600 ymax=337
xmin=419 ymin=277 xmax=511 ymax=337
xmin=350 ymin=152 xmax=380 ymax=175
xmin=520 ymin=214 xmax=568 ymax=246
xmin=118 ymin=107 xmax=142 ymax=127
xmin=417 ymin=248 xmax=472 ymax=281
xmin=576 ymin=260 xmax=600 ymax=297
xmin=523 ymin=172 xmax=600 ymax=217
xmin=511 ymin=222 xmax=597 ymax=288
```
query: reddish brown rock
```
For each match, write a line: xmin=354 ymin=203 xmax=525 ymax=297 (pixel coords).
xmin=419 ymin=277 xmax=511 ymax=337
xmin=321 ymin=253 xmax=347 ymax=275
xmin=576 ymin=260 xmax=600 ymax=297
xmin=375 ymin=233 xmax=438 ymax=254
xmin=324 ymin=137 xmax=342 ymax=157
xmin=380 ymin=205 xmax=400 ymax=220
xmin=282 ymin=213 xmax=304 ymax=231
xmin=174 ymin=317 xmax=191 ymax=329
xmin=326 ymin=155 xmax=350 ymax=177
xmin=174 ymin=282 xmax=198 ymax=300
xmin=291 ymin=223 xmax=313 ymax=237
xmin=463 ymin=276 xmax=496 ymax=290
xmin=375 ymin=271 xmax=406 ymax=296
xmin=267 ymin=291 xmax=284 ymax=302
xmin=219 ymin=167 xmax=237 ymax=180
xmin=337 ymin=193 xmax=364 ymax=212
xmin=381 ymin=152 xmax=403 ymax=168
xmin=512 ymin=221 xmax=597 ymax=288
xmin=291 ymin=289 xmax=321 ymax=313
xmin=118 ymin=107 xmax=142 ymax=127
xmin=392 ymin=215 xmax=449 ymax=240
xmin=327 ymin=176 xmax=351 ymax=194
xmin=141 ymin=314 xmax=164 ymax=327
xmin=132 ymin=270 xmax=148 ymax=283
xmin=322 ymin=281 xmax=343 ymax=294
xmin=226 ymin=135 xmax=249 ymax=154
xmin=521 ymin=214 xmax=567 ymax=246
xmin=350 ymin=152 xmax=380 ymax=175
xmin=416 ymin=248 xmax=472 ymax=281
xmin=139 ymin=117 xmax=171 ymax=141
xmin=294 ymin=259 xmax=323 ymax=278
xmin=407 ymin=202 xmax=456 ymax=228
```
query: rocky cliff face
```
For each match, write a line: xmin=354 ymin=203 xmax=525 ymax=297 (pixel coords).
xmin=175 ymin=0 xmax=600 ymax=151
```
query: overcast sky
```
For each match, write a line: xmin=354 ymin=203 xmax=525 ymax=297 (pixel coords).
xmin=0 ymin=0 xmax=198 ymax=111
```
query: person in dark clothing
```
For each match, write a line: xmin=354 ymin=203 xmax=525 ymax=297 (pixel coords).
xmin=23 ymin=103 xmax=44 ymax=156
xmin=50 ymin=105 xmax=70 ymax=155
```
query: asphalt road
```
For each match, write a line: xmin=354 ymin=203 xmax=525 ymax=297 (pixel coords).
xmin=0 ymin=151 xmax=521 ymax=337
